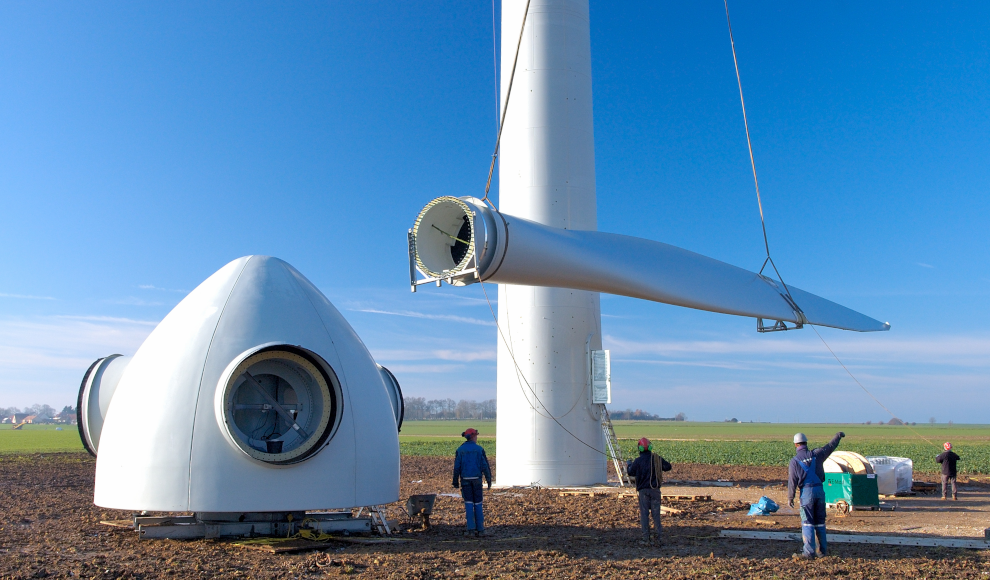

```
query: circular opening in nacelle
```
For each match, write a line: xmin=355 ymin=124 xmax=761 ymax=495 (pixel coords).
xmin=412 ymin=197 xmax=475 ymax=278
xmin=220 ymin=347 xmax=340 ymax=465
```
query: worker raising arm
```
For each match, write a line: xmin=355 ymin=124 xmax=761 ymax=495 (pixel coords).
xmin=787 ymin=431 xmax=844 ymax=559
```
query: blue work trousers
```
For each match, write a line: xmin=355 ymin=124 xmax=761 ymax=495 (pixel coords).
xmin=460 ymin=478 xmax=485 ymax=531
xmin=800 ymin=485 xmax=827 ymax=557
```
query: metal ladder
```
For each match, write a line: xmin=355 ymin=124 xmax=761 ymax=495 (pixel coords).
xmin=600 ymin=406 xmax=630 ymax=486
xmin=368 ymin=505 xmax=392 ymax=536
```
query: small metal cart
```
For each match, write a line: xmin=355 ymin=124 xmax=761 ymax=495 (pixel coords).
xmin=824 ymin=472 xmax=879 ymax=514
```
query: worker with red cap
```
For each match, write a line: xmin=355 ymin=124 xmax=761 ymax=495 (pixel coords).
xmin=936 ymin=442 xmax=961 ymax=500
xmin=452 ymin=427 xmax=492 ymax=536
xmin=626 ymin=437 xmax=672 ymax=546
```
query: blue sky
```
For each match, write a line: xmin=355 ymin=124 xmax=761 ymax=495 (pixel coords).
xmin=1 ymin=1 xmax=987 ymax=422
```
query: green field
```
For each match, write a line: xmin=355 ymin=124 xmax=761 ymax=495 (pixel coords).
xmin=396 ymin=421 xmax=990 ymax=474
xmin=6 ymin=421 xmax=987 ymax=474
xmin=0 ymin=424 xmax=86 ymax=454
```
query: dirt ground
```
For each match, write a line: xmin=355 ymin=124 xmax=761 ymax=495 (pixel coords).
xmin=1 ymin=454 xmax=989 ymax=579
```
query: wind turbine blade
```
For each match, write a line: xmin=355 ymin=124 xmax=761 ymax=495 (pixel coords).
xmin=410 ymin=197 xmax=890 ymax=333
xmin=787 ymin=286 xmax=890 ymax=332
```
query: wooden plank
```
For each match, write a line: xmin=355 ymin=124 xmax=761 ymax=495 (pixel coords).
xmin=660 ymin=506 xmax=682 ymax=515
xmin=558 ymin=491 xmax=612 ymax=497
xmin=665 ymin=495 xmax=712 ymax=502
xmin=233 ymin=539 xmax=340 ymax=554
xmin=100 ymin=520 xmax=135 ymax=529
xmin=720 ymin=530 xmax=990 ymax=550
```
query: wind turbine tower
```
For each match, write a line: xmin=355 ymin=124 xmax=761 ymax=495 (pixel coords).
xmin=495 ymin=0 xmax=604 ymax=486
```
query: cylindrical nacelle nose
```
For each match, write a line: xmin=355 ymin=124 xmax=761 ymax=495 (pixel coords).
xmin=411 ymin=196 xmax=505 ymax=285
xmin=77 ymin=354 xmax=131 ymax=456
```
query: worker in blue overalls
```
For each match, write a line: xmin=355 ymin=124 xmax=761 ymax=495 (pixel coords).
xmin=452 ymin=428 xmax=492 ymax=537
xmin=787 ymin=431 xmax=844 ymax=559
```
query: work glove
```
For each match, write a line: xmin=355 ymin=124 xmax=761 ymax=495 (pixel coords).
xmin=836 ymin=431 xmax=846 ymax=438
xmin=487 ymin=481 xmax=492 ymax=490
xmin=788 ymin=499 xmax=794 ymax=509
xmin=452 ymin=480 xmax=459 ymax=489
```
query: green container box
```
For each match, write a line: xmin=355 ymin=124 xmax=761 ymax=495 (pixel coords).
xmin=824 ymin=473 xmax=879 ymax=508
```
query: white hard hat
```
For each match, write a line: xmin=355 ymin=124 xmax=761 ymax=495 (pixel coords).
xmin=793 ymin=432 xmax=808 ymax=444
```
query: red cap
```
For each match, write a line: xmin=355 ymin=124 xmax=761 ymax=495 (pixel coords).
xmin=638 ymin=437 xmax=651 ymax=449
xmin=944 ymin=442 xmax=952 ymax=451
xmin=462 ymin=428 xmax=479 ymax=439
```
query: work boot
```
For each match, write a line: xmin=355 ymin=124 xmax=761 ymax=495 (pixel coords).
xmin=638 ymin=537 xmax=650 ymax=546
xmin=464 ymin=530 xmax=476 ymax=537
xmin=476 ymin=529 xmax=487 ymax=537
xmin=792 ymin=553 xmax=814 ymax=560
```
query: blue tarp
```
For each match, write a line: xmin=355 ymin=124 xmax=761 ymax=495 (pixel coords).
xmin=747 ymin=496 xmax=779 ymax=516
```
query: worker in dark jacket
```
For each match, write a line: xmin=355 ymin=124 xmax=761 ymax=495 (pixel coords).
xmin=452 ymin=428 xmax=492 ymax=537
xmin=936 ymin=442 xmax=961 ymax=500
xmin=626 ymin=437 xmax=672 ymax=546
xmin=787 ymin=431 xmax=844 ymax=559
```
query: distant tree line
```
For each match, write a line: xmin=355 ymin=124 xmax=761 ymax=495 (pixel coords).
xmin=403 ymin=398 xmax=497 ymax=420
xmin=610 ymin=409 xmax=686 ymax=421
xmin=864 ymin=418 xmax=920 ymax=426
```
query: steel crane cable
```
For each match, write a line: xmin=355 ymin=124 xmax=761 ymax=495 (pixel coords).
xmin=725 ymin=2 xmax=935 ymax=448
xmin=723 ymin=0 xmax=801 ymax=311
xmin=480 ymin=0 xmax=532 ymax=209
xmin=491 ymin=0 xmax=500 ymax=137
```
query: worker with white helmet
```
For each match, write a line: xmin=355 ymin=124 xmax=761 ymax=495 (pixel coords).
xmin=787 ymin=431 xmax=844 ymax=559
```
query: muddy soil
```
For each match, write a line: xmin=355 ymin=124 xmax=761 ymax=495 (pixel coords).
xmin=1 ymin=453 xmax=988 ymax=579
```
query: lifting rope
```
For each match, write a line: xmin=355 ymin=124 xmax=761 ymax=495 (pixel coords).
xmin=478 ymin=277 xmax=621 ymax=462
xmin=724 ymin=2 xmax=936 ymax=447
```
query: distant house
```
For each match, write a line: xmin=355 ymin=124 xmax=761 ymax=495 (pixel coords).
xmin=10 ymin=413 xmax=29 ymax=424
xmin=24 ymin=414 xmax=54 ymax=424
xmin=53 ymin=412 xmax=76 ymax=424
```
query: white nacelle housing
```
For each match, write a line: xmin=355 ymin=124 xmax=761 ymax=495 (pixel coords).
xmin=92 ymin=256 xmax=400 ymax=512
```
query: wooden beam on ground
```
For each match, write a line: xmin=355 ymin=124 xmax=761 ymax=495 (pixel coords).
xmin=100 ymin=520 xmax=135 ymax=529
xmin=720 ymin=530 xmax=990 ymax=550
xmin=665 ymin=495 xmax=712 ymax=502
xmin=233 ymin=539 xmax=341 ymax=554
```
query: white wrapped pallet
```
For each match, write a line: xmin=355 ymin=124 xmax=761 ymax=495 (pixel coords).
xmin=866 ymin=456 xmax=914 ymax=495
